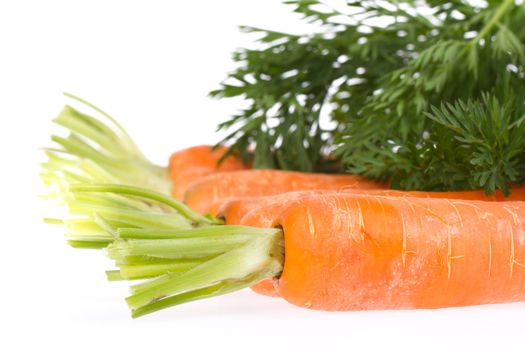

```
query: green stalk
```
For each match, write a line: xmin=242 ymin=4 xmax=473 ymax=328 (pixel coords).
xmin=69 ymin=241 xmax=112 ymax=249
xmin=115 ymin=255 xmax=204 ymax=266
xmin=54 ymin=105 xmax=130 ymax=158
xmin=93 ymin=214 xmax=117 ymax=236
xmin=132 ymin=283 xmax=238 ymax=317
xmin=46 ymin=184 xmax=200 ymax=248
xmin=131 ymin=272 xmax=271 ymax=318
xmin=42 ymin=95 xmax=285 ymax=317
xmin=70 ymin=184 xmax=220 ymax=225
xmin=106 ymin=270 xmax=125 ymax=281
xmin=43 ymin=218 xmax=64 ymax=225
xmin=108 ymin=236 xmax=254 ymax=260
xmin=116 ymin=261 xmax=200 ymax=280
xmin=64 ymin=219 xmax=113 ymax=240
xmin=67 ymin=202 xmax=192 ymax=229
xmin=470 ymin=0 xmax=516 ymax=47
xmin=125 ymin=232 xmax=283 ymax=312
xmin=117 ymin=225 xmax=274 ymax=239
xmin=45 ymin=95 xmax=171 ymax=194
xmin=63 ymin=92 xmax=147 ymax=160
xmin=69 ymin=192 xmax=154 ymax=212
xmin=44 ymin=171 xmax=284 ymax=316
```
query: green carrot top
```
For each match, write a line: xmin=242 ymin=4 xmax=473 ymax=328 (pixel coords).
xmin=212 ymin=0 xmax=525 ymax=195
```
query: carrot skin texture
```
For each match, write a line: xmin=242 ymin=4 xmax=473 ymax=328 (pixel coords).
xmin=219 ymin=186 xmax=525 ymax=297
xmin=245 ymin=194 xmax=525 ymax=310
xmin=184 ymin=169 xmax=386 ymax=214
xmin=214 ymin=191 xmax=316 ymax=223
xmin=218 ymin=186 xmax=525 ymax=225
xmin=169 ymin=145 xmax=248 ymax=200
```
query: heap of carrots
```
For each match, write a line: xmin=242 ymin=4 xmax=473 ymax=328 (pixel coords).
xmin=168 ymin=144 xmax=525 ymax=300
xmin=42 ymin=95 xmax=525 ymax=317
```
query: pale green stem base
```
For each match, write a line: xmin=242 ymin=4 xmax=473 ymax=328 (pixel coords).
xmin=42 ymin=94 xmax=285 ymax=317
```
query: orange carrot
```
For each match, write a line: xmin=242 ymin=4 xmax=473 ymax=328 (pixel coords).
xmin=215 ymin=186 xmax=525 ymax=297
xmin=217 ymin=186 xmax=525 ymax=225
xmin=241 ymin=193 xmax=525 ymax=309
xmin=169 ymin=145 xmax=248 ymax=200
xmin=183 ymin=169 xmax=387 ymax=214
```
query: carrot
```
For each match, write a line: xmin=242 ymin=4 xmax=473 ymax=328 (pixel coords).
xmin=46 ymin=180 xmax=525 ymax=316
xmin=169 ymin=145 xmax=248 ymax=200
xmin=183 ymin=169 xmax=387 ymax=214
xmin=214 ymin=186 xmax=525 ymax=297
xmin=217 ymin=186 xmax=525 ymax=225
xmin=240 ymin=193 xmax=525 ymax=310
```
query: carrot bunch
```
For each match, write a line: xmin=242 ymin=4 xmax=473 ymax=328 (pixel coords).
xmin=42 ymin=95 xmax=525 ymax=317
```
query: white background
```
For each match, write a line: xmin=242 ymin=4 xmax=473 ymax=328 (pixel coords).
xmin=1 ymin=1 xmax=523 ymax=349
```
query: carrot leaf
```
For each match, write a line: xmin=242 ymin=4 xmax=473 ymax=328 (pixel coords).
xmin=213 ymin=0 xmax=525 ymax=193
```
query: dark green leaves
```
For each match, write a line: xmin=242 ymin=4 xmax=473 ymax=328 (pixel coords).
xmin=212 ymin=0 xmax=525 ymax=193
xmin=493 ymin=24 xmax=525 ymax=64
xmin=426 ymin=94 xmax=525 ymax=195
xmin=334 ymin=0 xmax=525 ymax=194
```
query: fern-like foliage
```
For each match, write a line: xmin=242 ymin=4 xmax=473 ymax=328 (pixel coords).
xmin=211 ymin=0 xmax=525 ymax=194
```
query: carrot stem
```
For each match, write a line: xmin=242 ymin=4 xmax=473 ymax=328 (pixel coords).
xmin=46 ymin=184 xmax=200 ymax=247
xmin=62 ymin=92 xmax=147 ymax=161
xmin=68 ymin=240 xmax=112 ymax=249
xmin=124 ymin=231 xmax=283 ymax=313
xmin=42 ymin=96 xmax=285 ymax=317
xmin=106 ymin=270 xmax=125 ymax=281
xmin=44 ymin=101 xmax=171 ymax=194
xmin=70 ymin=184 xmax=219 ymax=225
xmin=131 ymin=283 xmax=234 ymax=317
xmin=108 ymin=261 xmax=201 ymax=280
xmin=130 ymin=276 xmax=264 ymax=318
xmin=43 ymin=166 xmax=284 ymax=315
xmin=116 ymin=225 xmax=274 ymax=239
xmin=107 ymin=236 xmax=253 ymax=260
